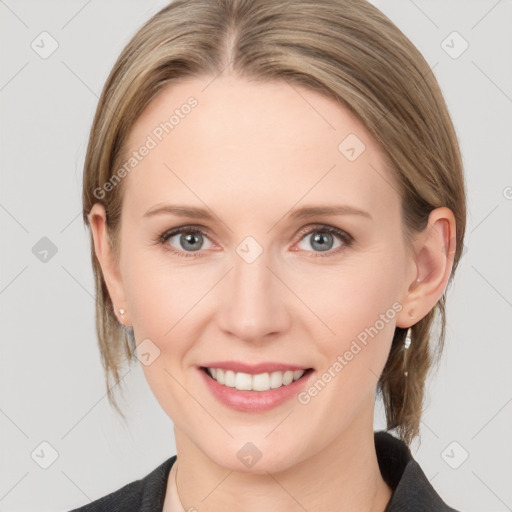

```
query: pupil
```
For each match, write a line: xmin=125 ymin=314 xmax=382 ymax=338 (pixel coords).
xmin=182 ymin=232 xmax=201 ymax=251
xmin=312 ymin=232 xmax=332 ymax=252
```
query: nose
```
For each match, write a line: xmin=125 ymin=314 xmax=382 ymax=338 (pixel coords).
xmin=216 ymin=249 xmax=292 ymax=344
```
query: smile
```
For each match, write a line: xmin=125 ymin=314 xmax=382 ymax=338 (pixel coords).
xmin=202 ymin=367 xmax=311 ymax=392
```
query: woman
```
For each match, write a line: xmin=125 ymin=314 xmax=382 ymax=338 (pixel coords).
xmin=72 ymin=0 xmax=466 ymax=510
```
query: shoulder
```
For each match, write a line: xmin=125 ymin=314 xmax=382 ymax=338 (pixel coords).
xmin=67 ymin=455 xmax=177 ymax=512
xmin=375 ymin=431 xmax=462 ymax=512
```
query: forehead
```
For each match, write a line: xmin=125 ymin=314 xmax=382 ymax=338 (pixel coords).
xmin=121 ymin=74 xmax=400 ymax=218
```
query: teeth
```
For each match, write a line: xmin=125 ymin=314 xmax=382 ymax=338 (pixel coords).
xmin=206 ymin=368 xmax=306 ymax=391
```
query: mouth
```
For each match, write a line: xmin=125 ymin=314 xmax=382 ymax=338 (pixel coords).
xmin=200 ymin=366 xmax=314 ymax=392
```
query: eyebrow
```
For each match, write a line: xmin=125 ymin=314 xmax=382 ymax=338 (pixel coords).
xmin=143 ymin=203 xmax=372 ymax=221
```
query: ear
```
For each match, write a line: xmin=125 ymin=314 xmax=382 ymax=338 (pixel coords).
xmin=396 ymin=207 xmax=456 ymax=328
xmin=88 ymin=203 xmax=132 ymax=327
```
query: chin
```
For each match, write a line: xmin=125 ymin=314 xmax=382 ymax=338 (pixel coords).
xmin=205 ymin=438 xmax=304 ymax=475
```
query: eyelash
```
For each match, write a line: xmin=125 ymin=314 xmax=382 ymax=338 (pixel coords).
xmin=155 ymin=224 xmax=354 ymax=259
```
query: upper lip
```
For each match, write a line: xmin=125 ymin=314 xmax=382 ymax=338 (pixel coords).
xmin=200 ymin=361 xmax=312 ymax=375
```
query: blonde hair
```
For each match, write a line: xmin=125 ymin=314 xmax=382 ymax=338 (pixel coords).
xmin=82 ymin=0 xmax=466 ymax=446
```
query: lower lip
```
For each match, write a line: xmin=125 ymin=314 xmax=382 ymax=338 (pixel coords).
xmin=198 ymin=367 xmax=314 ymax=412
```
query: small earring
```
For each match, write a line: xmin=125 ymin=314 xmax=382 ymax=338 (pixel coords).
xmin=404 ymin=327 xmax=412 ymax=349
xmin=119 ymin=308 xmax=125 ymax=316
xmin=403 ymin=327 xmax=412 ymax=377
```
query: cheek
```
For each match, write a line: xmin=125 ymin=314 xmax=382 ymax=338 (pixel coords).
xmin=121 ymin=250 xmax=221 ymax=409
xmin=292 ymin=249 xmax=404 ymax=380
xmin=121 ymin=241 xmax=208 ymax=339
xmin=297 ymin=253 xmax=403 ymax=333
xmin=123 ymin=255 xmax=210 ymax=421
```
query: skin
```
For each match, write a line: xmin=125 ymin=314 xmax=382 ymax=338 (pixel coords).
xmin=89 ymin=73 xmax=455 ymax=512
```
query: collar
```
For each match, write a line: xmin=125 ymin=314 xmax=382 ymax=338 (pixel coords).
xmin=375 ymin=430 xmax=459 ymax=511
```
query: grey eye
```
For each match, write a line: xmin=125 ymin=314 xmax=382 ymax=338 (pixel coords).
xmin=166 ymin=230 xmax=214 ymax=252
xmin=297 ymin=229 xmax=344 ymax=253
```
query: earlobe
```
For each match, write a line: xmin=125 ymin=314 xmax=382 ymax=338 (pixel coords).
xmin=397 ymin=207 xmax=456 ymax=328
xmin=89 ymin=203 xmax=131 ymax=327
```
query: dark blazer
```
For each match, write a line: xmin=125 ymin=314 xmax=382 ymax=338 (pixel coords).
xmin=69 ymin=431 xmax=460 ymax=511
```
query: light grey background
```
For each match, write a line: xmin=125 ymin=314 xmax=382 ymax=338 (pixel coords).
xmin=1 ymin=1 xmax=511 ymax=511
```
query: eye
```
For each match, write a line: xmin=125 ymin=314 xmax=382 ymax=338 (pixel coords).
xmin=158 ymin=226 xmax=215 ymax=258
xmin=156 ymin=224 xmax=353 ymax=258
xmin=294 ymin=225 xmax=353 ymax=256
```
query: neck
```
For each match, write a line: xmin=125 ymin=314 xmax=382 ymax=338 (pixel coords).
xmin=168 ymin=409 xmax=392 ymax=512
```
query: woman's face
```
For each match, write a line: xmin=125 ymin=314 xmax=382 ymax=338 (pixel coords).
xmin=95 ymin=74 xmax=419 ymax=472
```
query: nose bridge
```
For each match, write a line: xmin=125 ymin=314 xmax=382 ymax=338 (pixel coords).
xmin=232 ymin=232 xmax=274 ymax=292
xmin=234 ymin=246 xmax=271 ymax=295
xmin=217 ymin=241 xmax=290 ymax=341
